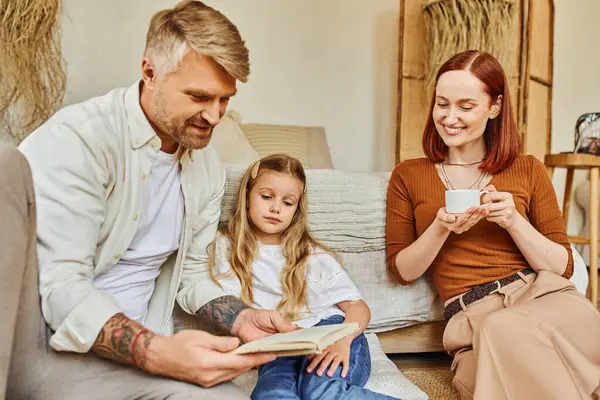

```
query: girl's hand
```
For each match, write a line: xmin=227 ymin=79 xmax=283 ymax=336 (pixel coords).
xmin=436 ymin=206 xmax=488 ymax=234
xmin=481 ymin=185 xmax=519 ymax=229
xmin=306 ymin=337 xmax=352 ymax=378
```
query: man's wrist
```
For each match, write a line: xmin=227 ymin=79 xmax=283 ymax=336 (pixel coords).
xmin=144 ymin=334 xmax=167 ymax=375
xmin=230 ymin=308 xmax=252 ymax=338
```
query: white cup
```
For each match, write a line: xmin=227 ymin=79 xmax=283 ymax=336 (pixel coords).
xmin=445 ymin=189 xmax=489 ymax=214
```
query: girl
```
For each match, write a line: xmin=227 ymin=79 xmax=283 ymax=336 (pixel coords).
xmin=386 ymin=50 xmax=600 ymax=399
xmin=210 ymin=154 xmax=397 ymax=400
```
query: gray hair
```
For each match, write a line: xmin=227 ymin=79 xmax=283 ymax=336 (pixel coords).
xmin=144 ymin=0 xmax=250 ymax=82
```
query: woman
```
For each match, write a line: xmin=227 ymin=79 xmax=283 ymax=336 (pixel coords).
xmin=386 ymin=50 xmax=600 ymax=399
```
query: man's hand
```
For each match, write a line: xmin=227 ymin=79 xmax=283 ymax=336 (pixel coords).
xmin=435 ymin=205 xmax=488 ymax=234
xmin=92 ymin=313 xmax=276 ymax=388
xmin=145 ymin=330 xmax=276 ymax=387
xmin=306 ymin=337 xmax=352 ymax=378
xmin=196 ymin=296 xmax=298 ymax=343
xmin=231 ymin=309 xmax=299 ymax=343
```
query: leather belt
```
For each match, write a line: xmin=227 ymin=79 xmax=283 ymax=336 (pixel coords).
xmin=443 ymin=269 xmax=535 ymax=320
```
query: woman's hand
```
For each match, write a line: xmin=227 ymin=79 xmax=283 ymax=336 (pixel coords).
xmin=306 ymin=337 xmax=352 ymax=378
xmin=436 ymin=206 xmax=489 ymax=234
xmin=482 ymin=185 xmax=519 ymax=229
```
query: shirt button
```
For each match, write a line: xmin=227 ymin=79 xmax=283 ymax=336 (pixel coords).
xmin=114 ymin=253 xmax=121 ymax=260
xmin=133 ymin=214 xmax=139 ymax=222
xmin=135 ymin=138 xmax=140 ymax=145
xmin=141 ymin=173 xmax=147 ymax=181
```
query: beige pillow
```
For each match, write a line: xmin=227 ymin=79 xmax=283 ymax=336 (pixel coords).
xmin=211 ymin=110 xmax=259 ymax=166
xmin=241 ymin=123 xmax=312 ymax=169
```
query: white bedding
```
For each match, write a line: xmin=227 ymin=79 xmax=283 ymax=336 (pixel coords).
xmin=339 ymin=250 xmax=442 ymax=332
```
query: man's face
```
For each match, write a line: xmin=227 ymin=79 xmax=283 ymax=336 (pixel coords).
xmin=144 ymin=51 xmax=237 ymax=151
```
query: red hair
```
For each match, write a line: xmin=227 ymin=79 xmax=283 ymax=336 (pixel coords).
xmin=421 ymin=50 xmax=521 ymax=174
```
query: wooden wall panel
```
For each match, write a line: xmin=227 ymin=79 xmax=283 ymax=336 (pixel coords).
xmin=521 ymin=0 xmax=553 ymax=162
xmin=508 ymin=0 xmax=524 ymax=79
xmin=508 ymin=77 xmax=520 ymax=116
xmin=399 ymin=78 xmax=427 ymax=160
xmin=524 ymin=80 xmax=551 ymax=161
xmin=529 ymin=0 xmax=553 ymax=82
xmin=401 ymin=0 xmax=426 ymax=78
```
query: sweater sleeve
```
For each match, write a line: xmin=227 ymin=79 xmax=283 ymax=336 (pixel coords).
xmin=528 ymin=156 xmax=574 ymax=278
xmin=386 ymin=163 xmax=417 ymax=284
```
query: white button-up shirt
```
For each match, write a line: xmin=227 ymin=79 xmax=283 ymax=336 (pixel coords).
xmin=19 ymin=81 xmax=228 ymax=353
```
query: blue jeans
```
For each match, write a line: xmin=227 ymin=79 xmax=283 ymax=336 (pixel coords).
xmin=251 ymin=315 xmax=399 ymax=400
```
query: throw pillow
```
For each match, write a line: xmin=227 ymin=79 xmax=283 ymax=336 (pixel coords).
xmin=241 ymin=123 xmax=312 ymax=169
xmin=211 ymin=110 xmax=259 ymax=166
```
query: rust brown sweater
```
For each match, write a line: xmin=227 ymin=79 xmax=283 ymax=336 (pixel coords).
xmin=386 ymin=155 xmax=574 ymax=302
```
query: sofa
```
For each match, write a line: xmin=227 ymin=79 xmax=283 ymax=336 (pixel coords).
xmin=199 ymin=110 xmax=591 ymax=353
xmin=173 ymin=110 xmax=591 ymax=398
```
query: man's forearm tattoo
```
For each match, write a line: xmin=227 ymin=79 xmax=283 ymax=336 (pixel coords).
xmin=196 ymin=295 xmax=249 ymax=335
xmin=91 ymin=313 xmax=155 ymax=369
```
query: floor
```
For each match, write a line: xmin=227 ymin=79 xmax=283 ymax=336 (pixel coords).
xmin=389 ymin=352 xmax=452 ymax=370
xmin=389 ymin=352 xmax=458 ymax=399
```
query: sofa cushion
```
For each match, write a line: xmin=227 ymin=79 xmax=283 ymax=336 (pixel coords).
xmin=241 ymin=123 xmax=313 ymax=168
xmin=340 ymin=251 xmax=443 ymax=331
xmin=218 ymin=164 xmax=440 ymax=330
xmin=211 ymin=110 xmax=259 ymax=166
xmin=221 ymin=165 xmax=388 ymax=253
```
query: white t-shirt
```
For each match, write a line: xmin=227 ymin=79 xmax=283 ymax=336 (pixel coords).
xmin=213 ymin=234 xmax=363 ymax=328
xmin=94 ymin=151 xmax=184 ymax=322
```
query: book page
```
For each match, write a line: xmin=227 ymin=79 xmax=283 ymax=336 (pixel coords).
xmin=232 ymin=322 xmax=359 ymax=356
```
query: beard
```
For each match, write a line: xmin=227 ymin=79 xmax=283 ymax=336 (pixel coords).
xmin=175 ymin=118 xmax=213 ymax=150
xmin=152 ymin=92 xmax=214 ymax=151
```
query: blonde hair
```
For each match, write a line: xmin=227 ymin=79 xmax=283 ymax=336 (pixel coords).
xmin=210 ymin=154 xmax=341 ymax=321
xmin=144 ymin=0 xmax=250 ymax=82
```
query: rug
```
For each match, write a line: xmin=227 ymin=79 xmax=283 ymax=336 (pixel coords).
xmin=402 ymin=369 xmax=459 ymax=400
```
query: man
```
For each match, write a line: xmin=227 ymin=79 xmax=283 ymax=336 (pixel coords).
xmin=6 ymin=1 xmax=296 ymax=398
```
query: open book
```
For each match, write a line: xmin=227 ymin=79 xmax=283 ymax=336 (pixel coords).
xmin=232 ymin=322 xmax=360 ymax=357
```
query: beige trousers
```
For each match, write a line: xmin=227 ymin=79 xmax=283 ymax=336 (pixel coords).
xmin=443 ymin=269 xmax=600 ymax=400
xmin=0 ymin=143 xmax=249 ymax=400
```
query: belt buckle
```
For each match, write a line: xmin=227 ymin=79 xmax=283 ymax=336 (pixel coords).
xmin=489 ymin=280 xmax=501 ymax=294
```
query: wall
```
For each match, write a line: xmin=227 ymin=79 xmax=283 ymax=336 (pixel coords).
xmin=61 ymin=0 xmax=400 ymax=172
xmin=552 ymin=0 xmax=600 ymax=235
xmin=60 ymin=0 xmax=600 ymax=199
